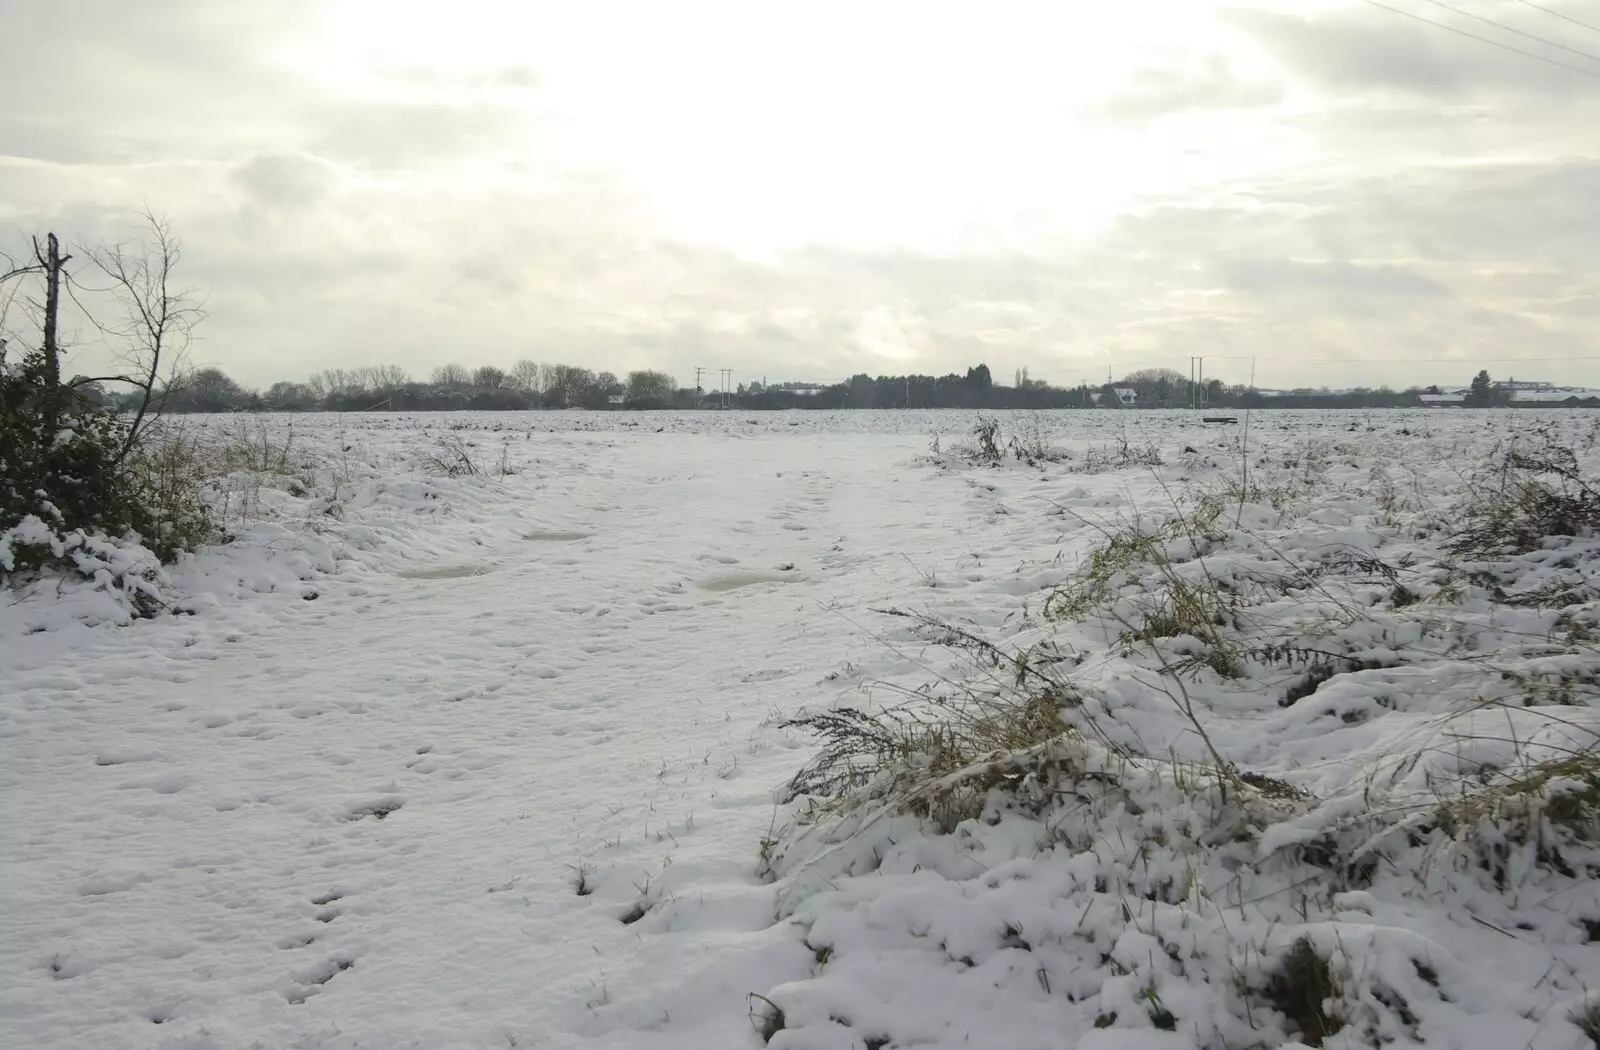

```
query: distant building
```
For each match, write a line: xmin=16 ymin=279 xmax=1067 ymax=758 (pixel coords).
xmin=1507 ymin=386 xmax=1600 ymax=406
xmin=1419 ymin=392 xmax=1467 ymax=406
xmin=1112 ymin=387 xmax=1137 ymax=407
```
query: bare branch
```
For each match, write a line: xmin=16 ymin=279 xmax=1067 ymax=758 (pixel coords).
xmin=76 ymin=211 xmax=205 ymax=463
xmin=64 ymin=374 xmax=143 ymax=389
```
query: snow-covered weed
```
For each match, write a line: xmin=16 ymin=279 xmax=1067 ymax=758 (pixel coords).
xmin=763 ymin=429 xmax=1600 ymax=1049
xmin=946 ymin=414 xmax=1072 ymax=469
xmin=1449 ymin=427 xmax=1600 ymax=559
xmin=779 ymin=610 xmax=1084 ymax=828
xmin=1259 ymin=937 xmax=1343 ymax=1047
xmin=1078 ymin=433 xmax=1163 ymax=473
xmin=422 ymin=433 xmax=483 ymax=478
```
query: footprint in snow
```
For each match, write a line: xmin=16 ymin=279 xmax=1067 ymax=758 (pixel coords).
xmin=342 ymin=795 xmax=405 ymax=821
xmin=78 ymin=871 xmax=149 ymax=896
xmin=285 ymin=956 xmax=356 ymax=1003
xmin=117 ymin=773 xmax=192 ymax=795
xmin=94 ymin=748 xmax=161 ymax=766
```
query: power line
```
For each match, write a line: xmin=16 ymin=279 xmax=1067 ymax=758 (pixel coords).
xmin=1416 ymin=0 xmax=1600 ymax=64
xmin=1243 ymin=355 xmax=1600 ymax=364
xmin=1508 ymin=0 xmax=1600 ymax=37
xmin=1358 ymin=0 xmax=1600 ymax=79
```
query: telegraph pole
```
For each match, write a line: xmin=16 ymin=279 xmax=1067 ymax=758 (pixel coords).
xmin=1189 ymin=357 xmax=1206 ymax=409
xmin=694 ymin=367 xmax=705 ymax=403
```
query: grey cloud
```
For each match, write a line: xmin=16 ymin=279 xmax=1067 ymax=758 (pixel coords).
xmin=1311 ymin=161 xmax=1600 ymax=269
xmin=305 ymin=102 xmax=527 ymax=171
xmin=379 ymin=65 xmax=541 ymax=92
xmin=3 ymin=0 xmax=1598 ymax=393
xmin=1229 ymin=7 xmax=1593 ymax=98
xmin=1217 ymin=258 xmax=1450 ymax=298
xmin=1100 ymin=56 xmax=1283 ymax=121
xmin=0 ymin=117 xmax=132 ymax=166
xmin=230 ymin=153 xmax=338 ymax=210
xmin=0 ymin=1 xmax=318 ymax=153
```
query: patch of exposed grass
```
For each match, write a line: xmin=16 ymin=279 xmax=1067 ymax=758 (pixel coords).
xmin=422 ymin=434 xmax=482 ymax=478
xmin=1078 ymin=435 xmax=1163 ymax=474
xmin=748 ymin=993 xmax=786 ymax=1043
xmin=952 ymin=414 xmax=1071 ymax=468
xmin=1449 ymin=429 xmax=1600 ymax=558
xmin=1571 ymin=1000 xmax=1600 ymax=1048
xmin=1261 ymin=938 xmax=1343 ymax=1048
xmin=1438 ymin=753 xmax=1600 ymax=844
xmin=1043 ymin=502 xmax=1225 ymax=623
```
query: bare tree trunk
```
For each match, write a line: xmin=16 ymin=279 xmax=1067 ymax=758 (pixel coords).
xmin=40 ymin=233 xmax=64 ymax=388
xmin=34 ymin=233 xmax=71 ymax=435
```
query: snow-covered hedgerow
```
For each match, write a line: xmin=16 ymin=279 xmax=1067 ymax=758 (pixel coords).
xmin=0 ymin=413 xmax=569 ymax=633
xmin=762 ymin=426 xmax=1600 ymax=1050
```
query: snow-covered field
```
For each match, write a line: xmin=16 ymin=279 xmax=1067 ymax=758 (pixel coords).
xmin=3 ymin=409 xmax=1597 ymax=1050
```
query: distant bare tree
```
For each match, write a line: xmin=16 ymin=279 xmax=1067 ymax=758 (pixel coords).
xmin=431 ymin=363 xmax=470 ymax=388
xmin=509 ymin=359 xmax=543 ymax=393
xmin=544 ymin=364 xmax=595 ymax=407
xmin=1120 ymin=368 xmax=1187 ymax=388
xmin=266 ymin=380 xmax=315 ymax=409
xmin=625 ymin=370 xmax=676 ymax=404
xmin=473 ymin=365 xmax=507 ymax=389
xmin=308 ymin=368 xmax=358 ymax=398
xmin=370 ymin=364 xmax=409 ymax=389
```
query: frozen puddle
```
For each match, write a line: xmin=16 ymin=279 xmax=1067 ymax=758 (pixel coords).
xmin=396 ymin=563 xmax=492 ymax=580
xmin=698 ymin=570 xmax=801 ymax=592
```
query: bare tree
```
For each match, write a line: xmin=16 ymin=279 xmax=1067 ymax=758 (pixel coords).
xmin=69 ymin=212 xmax=205 ymax=464
xmin=0 ymin=236 xmax=71 ymax=433
xmin=625 ymin=369 xmax=676 ymax=404
xmin=545 ymin=364 xmax=595 ymax=407
xmin=310 ymin=368 xmax=357 ymax=398
xmin=370 ymin=364 xmax=409 ymax=390
xmin=508 ymin=359 xmax=543 ymax=393
xmin=431 ymin=363 xmax=471 ymax=388
xmin=0 ymin=247 xmax=42 ymax=343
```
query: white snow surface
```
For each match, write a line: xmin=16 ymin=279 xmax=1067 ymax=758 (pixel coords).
xmin=2 ymin=409 xmax=1598 ymax=1050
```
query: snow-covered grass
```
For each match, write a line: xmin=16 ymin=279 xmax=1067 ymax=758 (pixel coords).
xmin=762 ymin=412 xmax=1600 ymax=1050
xmin=1 ymin=409 xmax=1597 ymax=1050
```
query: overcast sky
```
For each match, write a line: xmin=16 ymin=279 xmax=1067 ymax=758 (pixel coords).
xmin=3 ymin=0 xmax=1598 ymax=391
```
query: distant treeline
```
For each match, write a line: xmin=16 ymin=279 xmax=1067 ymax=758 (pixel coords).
xmin=72 ymin=361 xmax=1492 ymax=414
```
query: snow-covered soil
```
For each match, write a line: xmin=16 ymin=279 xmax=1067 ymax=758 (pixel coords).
xmin=2 ymin=409 xmax=1597 ymax=1050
